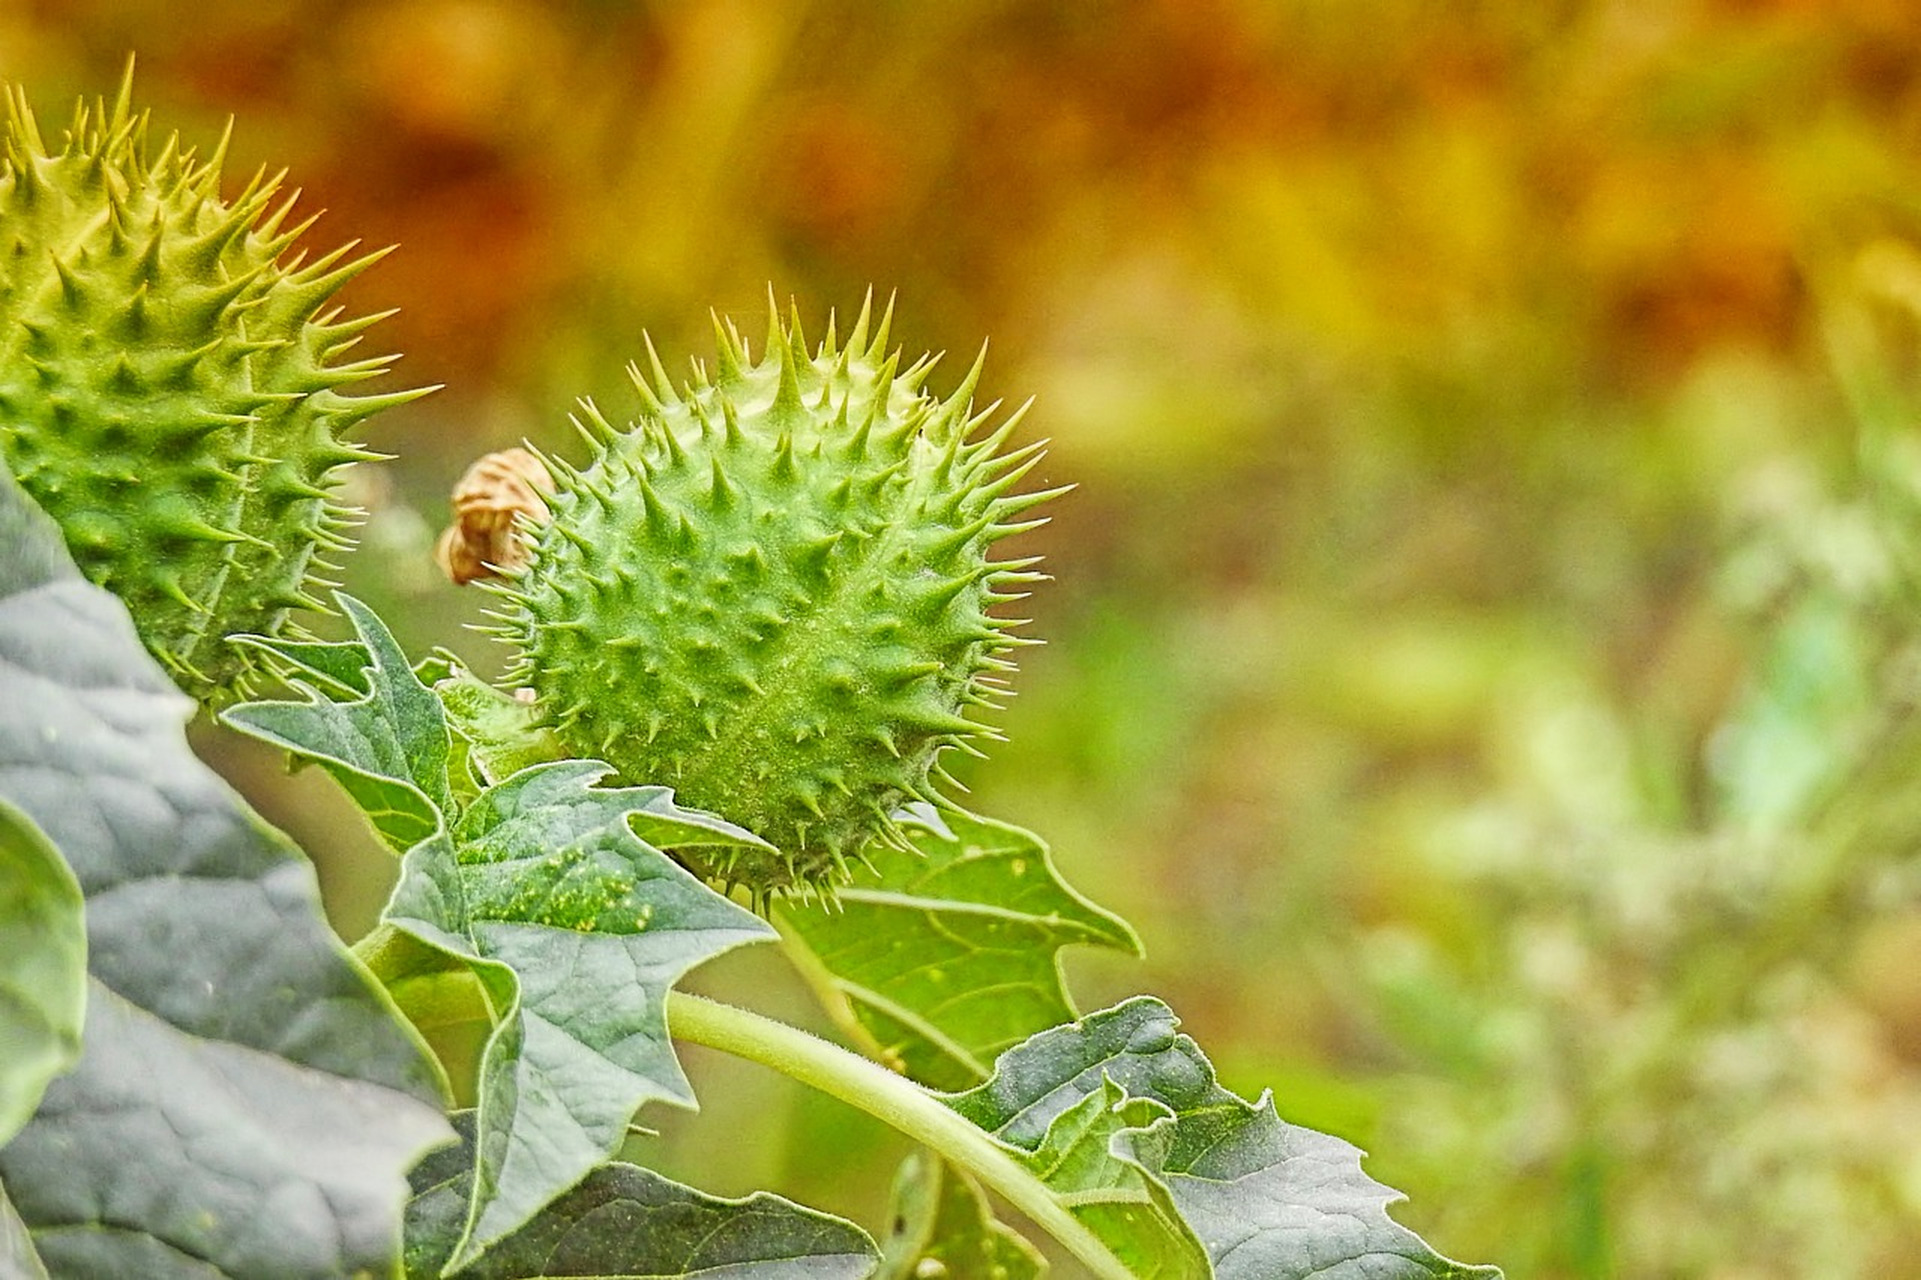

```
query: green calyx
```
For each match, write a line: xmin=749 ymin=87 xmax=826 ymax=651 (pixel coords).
xmin=493 ymin=295 xmax=1061 ymax=899
xmin=0 ymin=70 xmax=429 ymax=700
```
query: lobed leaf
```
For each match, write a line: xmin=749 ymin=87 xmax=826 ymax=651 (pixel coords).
xmin=970 ymin=1074 xmax=1207 ymax=1278
xmin=947 ymin=997 xmax=1503 ymax=1280
xmin=0 ymin=469 xmax=453 ymax=1277
xmin=778 ymin=805 xmax=1140 ymax=1089
xmin=412 ymin=762 xmax=781 ymax=1268
xmin=406 ymin=1112 xmax=879 ymax=1279
xmin=0 ymin=798 xmax=85 ymax=1149
xmin=226 ymin=601 xmax=454 ymax=852
xmin=226 ymin=597 xmax=779 ymax=1271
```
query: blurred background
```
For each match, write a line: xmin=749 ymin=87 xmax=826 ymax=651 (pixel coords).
xmin=11 ymin=1 xmax=1921 ymax=1274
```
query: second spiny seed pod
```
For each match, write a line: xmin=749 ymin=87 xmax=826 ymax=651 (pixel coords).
xmin=490 ymin=297 xmax=1059 ymax=899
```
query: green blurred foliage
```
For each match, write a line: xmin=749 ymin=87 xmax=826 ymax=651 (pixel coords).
xmin=13 ymin=1 xmax=1921 ymax=1273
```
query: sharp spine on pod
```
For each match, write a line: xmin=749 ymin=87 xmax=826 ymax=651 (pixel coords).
xmin=0 ymin=64 xmax=433 ymax=700
xmin=477 ymin=291 xmax=1064 ymax=902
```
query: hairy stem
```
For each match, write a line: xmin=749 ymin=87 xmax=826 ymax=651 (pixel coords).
xmin=665 ymin=991 xmax=1133 ymax=1280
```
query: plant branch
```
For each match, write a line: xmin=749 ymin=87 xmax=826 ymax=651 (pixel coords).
xmin=665 ymin=990 xmax=1134 ymax=1280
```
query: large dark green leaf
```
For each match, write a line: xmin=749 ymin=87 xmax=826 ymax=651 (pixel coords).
xmin=0 ymin=797 xmax=84 ymax=1148
xmin=778 ymin=806 xmax=1139 ymax=1090
xmin=0 ymin=470 xmax=453 ymax=1278
xmin=947 ymin=997 xmax=1503 ymax=1280
xmin=405 ymin=1113 xmax=879 ymax=1279
xmin=227 ymin=600 xmax=779 ymax=1272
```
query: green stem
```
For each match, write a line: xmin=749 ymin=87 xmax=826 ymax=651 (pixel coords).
xmin=666 ymin=991 xmax=1134 ymax=1280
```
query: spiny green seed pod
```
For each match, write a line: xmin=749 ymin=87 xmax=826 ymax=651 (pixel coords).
xmin=491 ymin=296 xmax=1060 ymax=899
xmin=0 ymin=72 xmax=429 ymax=700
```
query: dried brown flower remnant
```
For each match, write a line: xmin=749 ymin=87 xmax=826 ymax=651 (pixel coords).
xmin=435 ymin=447 xmax=555 ymax=584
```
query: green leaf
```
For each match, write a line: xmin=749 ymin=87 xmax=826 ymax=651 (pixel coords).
xmin=947 ymin=997 xmax=1503 ymax=1280
xmin=225 ymin=596 xmax=455 ymax=852
xmin=1711 ymin=593 xmax=1874 ymax=831
xmin=233 ymin=633 xmax=384 ymax=701
xmin=406 ymin=1112 xmax=879 ymax=1279
xmin=879 ymin=1152 xmax=1044 ymax=1280
xmin=778 ymin=805 xmax=1140 ymax=1089
xmin=226 ymin=597 xmax=780 ymax=1271
xmin=0 ymin=798 xmax=85 ymax=1148
xmin=432 ymin=664 xmax=567 ymax=793
xmin=957 ymin=1072 xmax=1208 ymax=1279
xmin=396 ymin=763 xmax=780 ymax=1269
xmin=0 ymin=468 xmax=453 ymax=1277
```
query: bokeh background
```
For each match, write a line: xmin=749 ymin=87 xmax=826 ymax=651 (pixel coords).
xmin=12 ymin=2 xmax=1921 ymax=1274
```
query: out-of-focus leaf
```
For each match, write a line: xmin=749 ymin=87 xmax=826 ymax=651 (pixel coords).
xmin=947 ymin=997 xmax=1504 ymax=1280
xmin=778 ymin=805 xmax=1140 ymax=1090
xmin=0 ymin=469 xmax=453 ymax=1278
xmin=406 ymin=1112 xmax=879 ymax=1279
xmin=0 ymin=798 xmax=84 ymax=1148
xmin=0 ymin=1181 xmax=48 ymax=1280
xmin=879 ymin=1152 xmax=1043 ymax=1280
xmin=227 ymin=598 xmax=778 ymax=1271
xmin=1711 ymin=593 xmax=1875 ymax=832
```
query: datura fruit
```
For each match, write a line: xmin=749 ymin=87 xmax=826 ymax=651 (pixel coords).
xmin=486 ymin=297 xmax=1060 ymax=898
xmin=0 ymin=73 xmax=425 ymax=699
